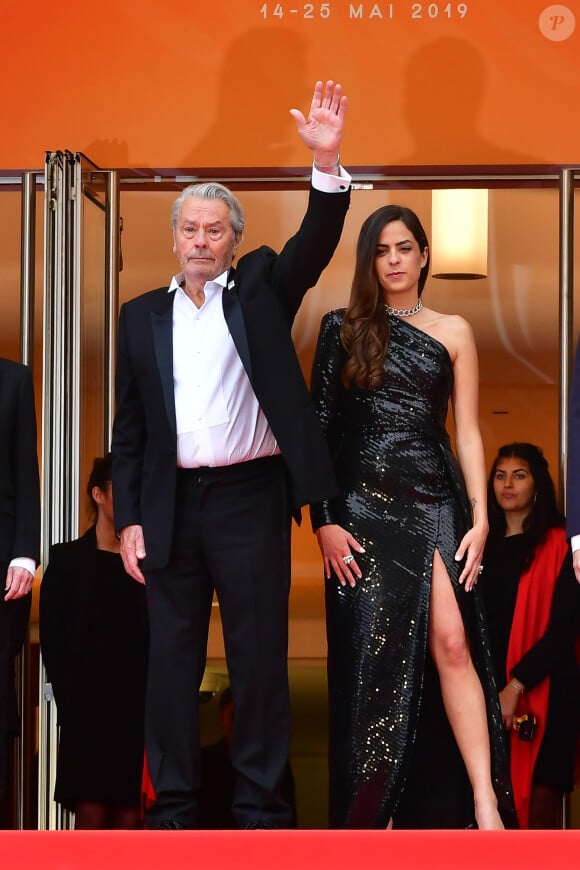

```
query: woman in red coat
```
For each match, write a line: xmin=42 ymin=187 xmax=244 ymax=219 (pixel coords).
xmin=482 ymin=442 xmax=580 ymax=828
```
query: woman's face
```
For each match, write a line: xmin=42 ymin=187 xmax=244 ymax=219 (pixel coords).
xmin=493 ymin=456 xmax=536 ymax=517
xmin=374 ymin=220 xmax=428 ymax=299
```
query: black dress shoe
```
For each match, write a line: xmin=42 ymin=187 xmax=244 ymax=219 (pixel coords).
xmin=152 ymin=819 xmax=186 ymax=830
xmin=244 ymin=820 xmax=274 ymax=829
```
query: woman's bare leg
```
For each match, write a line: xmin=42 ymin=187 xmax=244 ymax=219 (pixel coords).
xmin=428 ymin=550 xmax=503 ymax=830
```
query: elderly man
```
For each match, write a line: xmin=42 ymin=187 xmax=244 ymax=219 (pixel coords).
xmin=112 ymin=80 xmax=350 ymax=829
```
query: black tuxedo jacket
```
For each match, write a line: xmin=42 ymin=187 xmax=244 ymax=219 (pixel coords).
xmin=0 ymin=358 xmax=40 ymax=766
xmin=0 ymin=358 xmax=40 ymax=565
xmin=112 ymin=184 xmax=350 ymax=571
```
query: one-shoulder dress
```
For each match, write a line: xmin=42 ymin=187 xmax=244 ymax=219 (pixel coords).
xmin=310 ymin=310 xmax=516 ymax=829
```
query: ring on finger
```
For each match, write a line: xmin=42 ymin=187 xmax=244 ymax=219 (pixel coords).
xmin=477 ymin=565 xmax=484 ymax=575
xmin=342 ymin=554 xmax=354 ymax=565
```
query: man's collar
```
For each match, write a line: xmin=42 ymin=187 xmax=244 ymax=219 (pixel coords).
xmin=168 ymin=270 xmax=230 ymax=294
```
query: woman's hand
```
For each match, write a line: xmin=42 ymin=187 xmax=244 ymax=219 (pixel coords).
xmin=498 ymin=684 xmax=521 ymax=731
xmin=454 ymin=522 xmax=488 ymax=592
xmin=315 ymin=523 xmax=364 ymax=588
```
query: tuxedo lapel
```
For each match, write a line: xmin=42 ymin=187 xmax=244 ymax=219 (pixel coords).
xmin=151 ymin=295 xmax=177 ymax=433
xmin=222 ymin=270 xmax=253 ymax=381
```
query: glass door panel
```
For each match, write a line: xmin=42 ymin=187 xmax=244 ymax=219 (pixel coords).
xmin=38 ymin=152 xmax=118 ymax=830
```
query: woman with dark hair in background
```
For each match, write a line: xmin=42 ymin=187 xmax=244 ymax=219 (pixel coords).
xmin=40 ymin=454 xmax=148 ymax=828
xmin=311 ymin=204 xmax=515 ymax=830
xmin=482 ymin=442 xmax=580 ymax=828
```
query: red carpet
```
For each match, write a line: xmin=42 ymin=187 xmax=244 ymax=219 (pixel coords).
xmin=2 ymin=829 xmax=580 ymax=870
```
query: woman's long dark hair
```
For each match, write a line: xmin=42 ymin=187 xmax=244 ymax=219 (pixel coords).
xmin=340 ymin=205 xmax=430 ymax=389
xmin=487 ymin=442 xmax=564 ymax=565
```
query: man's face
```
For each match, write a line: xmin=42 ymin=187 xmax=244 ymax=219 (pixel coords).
xmin=173 ymin=196 xmax=240 ymax=287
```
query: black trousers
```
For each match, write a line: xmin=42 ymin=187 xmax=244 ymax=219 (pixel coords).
xmin=143 ymin=456 xmax=293 ymax=829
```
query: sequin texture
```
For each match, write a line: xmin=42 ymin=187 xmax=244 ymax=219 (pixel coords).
xmin=311 ymin=310 xmax=516 ymax=829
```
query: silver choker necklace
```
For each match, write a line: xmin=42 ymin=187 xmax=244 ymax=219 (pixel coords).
xmin=385 ymin=299 xmax=423 ymax=317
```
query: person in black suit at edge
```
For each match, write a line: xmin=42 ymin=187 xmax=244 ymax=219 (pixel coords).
xmin=111 ymin=80 xmax=351 ymax=830
xmin=0 ymin=358 xmax=40 ymax=828
xmin=567 ymin=339 xmax=580 ymax=584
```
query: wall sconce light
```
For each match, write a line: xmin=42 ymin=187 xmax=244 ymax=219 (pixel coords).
xmin=431 ymin=189 xmax=488 ymax=279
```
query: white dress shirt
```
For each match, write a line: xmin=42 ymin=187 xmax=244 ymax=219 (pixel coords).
xmin=9 ymin=556 xmax=36 ymax=576
xmin=172 ymin=274 xmax=279 ymax=468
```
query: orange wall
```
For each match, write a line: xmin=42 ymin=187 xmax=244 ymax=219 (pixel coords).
xmin=2 ymin=0 xmax=579 ymax=170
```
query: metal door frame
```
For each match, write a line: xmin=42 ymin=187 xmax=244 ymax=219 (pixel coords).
xmin=3 ymin=160 xmax=576 ymax=827
xmin=37 ymin=152 xmax=119 ymax=830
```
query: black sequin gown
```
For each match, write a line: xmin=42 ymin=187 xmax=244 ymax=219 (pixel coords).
xmin=310 ymin=310 xmax=516 ymax=829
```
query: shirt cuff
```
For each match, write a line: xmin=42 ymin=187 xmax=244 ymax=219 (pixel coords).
xmin=9 ymin=557 xmax=36 ymax=576
xmin=311 ymin=163 xmax=351 ymax=193
xmin=571 ymin=534 xmax=580 ymax=553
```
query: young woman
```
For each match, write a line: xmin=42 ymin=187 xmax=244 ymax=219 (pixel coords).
xmin=482 ymin=442 xmax=580 ymax=827
xmin=311 ymin=204 xmax=516 ymax=830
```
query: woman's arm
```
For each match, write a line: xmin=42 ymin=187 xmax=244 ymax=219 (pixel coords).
xmin=448 ymin=315 xmax=488 ymax=591
xmin=497 ymin=547 xmax=580 ymax=728
xmin=39 ymin=546 xmax=75 ymax=719
xmin=310 ymin=310 xmax=364 ymax=586
xmin=511 ymin=548 xmax=580 ymax=688
xmin=309 ymin=310 xmax=346 ymax=530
